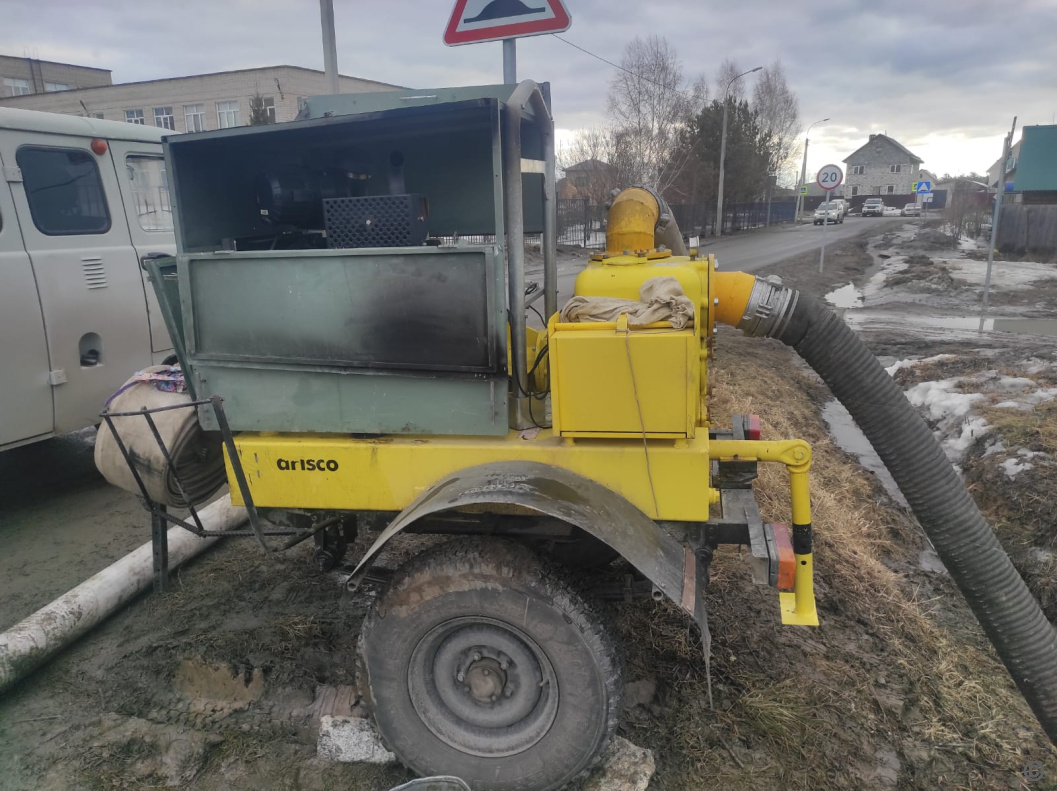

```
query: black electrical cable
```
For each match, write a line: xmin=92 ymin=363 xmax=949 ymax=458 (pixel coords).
xmin=528 ymin=305 xmax=546 ymax=326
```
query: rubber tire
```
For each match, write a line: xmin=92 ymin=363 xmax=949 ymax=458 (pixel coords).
xmin=358 ymin=537 xmax=622 ymax=791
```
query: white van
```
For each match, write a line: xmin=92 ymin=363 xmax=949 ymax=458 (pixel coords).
xmin=0 ymin=108 xmax=176 ymax=450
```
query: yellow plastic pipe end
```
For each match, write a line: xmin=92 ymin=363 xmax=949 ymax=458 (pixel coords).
xmin=606 ymin=187 xmax=659 ymax=255
xmin=712 ymin=270 xmax=758 ymax=328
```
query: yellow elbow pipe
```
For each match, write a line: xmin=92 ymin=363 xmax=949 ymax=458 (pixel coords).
xmin=606 ymin=187 xmax=659 ymax=254
xmin=712 ymin=270 xmax=758 ymax=327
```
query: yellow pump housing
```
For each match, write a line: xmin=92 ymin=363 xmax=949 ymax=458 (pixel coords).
xmin=222 ymin=185 xmax=817 ymax=627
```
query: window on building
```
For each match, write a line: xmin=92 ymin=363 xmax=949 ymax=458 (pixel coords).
xmin=4 ymin=77 xmax=30 ymax=96
xmin=125 ymin=109 xmax=145 ymax=125
xmin=184 ymin=104 xmax=205 ymax=132
xmin=91 ymin=112 xmax=105 ymax=120
xmin=126 ymin=155 xmax=173 ymax=232
xmin=153 ymin=107 xmax=175 ymax=130
xmin=16 ymin=146 xmax=111 ymax=235
xmin=886 ymin=185 xmax=896 ymax=194
xmin=851 ymin=165 xmax=865 ymax=176
xmin=44 ymin=82 xmax=68 ymax=92
xmin=851 ymin=186 xmax=859 ymax=196
xmin=263 ymin=96 xmax=277 ymax=123
xmin=890 ymin=164 xmax=903 ymax=173
xmin=216 ymin=100 xmax=240 ymax=129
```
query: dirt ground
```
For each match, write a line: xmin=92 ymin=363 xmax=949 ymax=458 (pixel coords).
xmin=2 ymin=222 xmax=1057 ymax=790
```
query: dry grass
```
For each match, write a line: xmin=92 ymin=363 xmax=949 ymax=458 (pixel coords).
xmin=608 ymin=333 xmax=1055 ymax=789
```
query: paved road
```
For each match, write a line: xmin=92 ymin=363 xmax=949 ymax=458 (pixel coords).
xmin=543 ymin=217 xmax=908 ymax=307
xmin=695 ymin=216 xmax=906 ymax=273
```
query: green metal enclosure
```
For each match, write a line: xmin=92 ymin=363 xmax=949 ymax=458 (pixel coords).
xmin=154 ymin=84 xmax=554 ymax=437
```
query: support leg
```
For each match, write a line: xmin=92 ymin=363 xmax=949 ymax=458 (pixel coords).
xmin=152 ymin=504 xmax=169 ymax=593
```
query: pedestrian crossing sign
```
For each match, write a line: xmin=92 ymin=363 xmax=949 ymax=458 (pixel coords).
xmin=799 ymin=185 xmax=808 ymax=195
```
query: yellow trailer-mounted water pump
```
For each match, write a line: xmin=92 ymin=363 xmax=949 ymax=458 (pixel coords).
xmin=133 ymin=81 xmax=1057 ymax=789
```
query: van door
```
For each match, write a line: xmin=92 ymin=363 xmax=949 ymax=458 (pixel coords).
xmin=107 ymin=141 xmax=176 ymax=354
xmin=0 ymin=134 xmax=153 ymax=435
xmin=0 ymin=146 xmax=53 ymax=447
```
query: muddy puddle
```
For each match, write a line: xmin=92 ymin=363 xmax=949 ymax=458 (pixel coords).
xmin=820 ymin=400 xmax=906 ymax=507
xmin=845 ymin=312 xmax=1057 ymax=338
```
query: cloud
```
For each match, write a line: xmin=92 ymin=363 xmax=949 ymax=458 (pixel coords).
xmin=2 ymin=0 xmax=1055 ymax=177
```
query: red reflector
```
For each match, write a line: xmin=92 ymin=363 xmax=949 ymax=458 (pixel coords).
xmin=771 ymin=522 xmax=796 ymax=592
xmin=90 ymin=138 xmax=108 ymax=156
xmin=747 ymin=413 xmax=762 ymax=441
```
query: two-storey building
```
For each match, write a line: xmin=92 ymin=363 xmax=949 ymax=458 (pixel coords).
xmin=842 ymin=134 xmax=926 ymax=197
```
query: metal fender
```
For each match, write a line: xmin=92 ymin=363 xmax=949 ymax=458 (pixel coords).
xmin=345 ymin=461 xmax=702 ymax=621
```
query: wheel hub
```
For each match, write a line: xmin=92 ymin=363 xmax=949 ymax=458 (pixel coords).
xmin=408 ymin=617 xmax=560 ymax=757
xmin=464 ymin=657 xmax=505 ymax=702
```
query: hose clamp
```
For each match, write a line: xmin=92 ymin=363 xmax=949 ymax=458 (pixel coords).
xmin=737 ymin=279 xmax=799 ymax=339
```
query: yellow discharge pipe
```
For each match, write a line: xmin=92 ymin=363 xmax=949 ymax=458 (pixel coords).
xmin=712 ymin=270 xmax=758 ymax=328
xmin=606 ymin=187 xmax=659 ymax=254
xmin=710 ymin=439 xmax=817 ymax=626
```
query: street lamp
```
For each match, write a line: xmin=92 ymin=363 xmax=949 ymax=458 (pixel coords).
xmin=716 ymin=66 xmax=762 ymax=238
xmin=795 ymin=117 xmax=830 ymax=220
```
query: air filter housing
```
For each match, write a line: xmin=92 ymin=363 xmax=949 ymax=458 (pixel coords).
xmin=324 ymin=194 xmax=428 ymax=248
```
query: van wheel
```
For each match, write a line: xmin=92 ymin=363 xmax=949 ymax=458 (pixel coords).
xmin=358 ymin=537 xmax=622 ymax=791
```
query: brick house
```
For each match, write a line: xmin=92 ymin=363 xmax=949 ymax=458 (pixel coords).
xmin=1 ymin=55 xmax=112 ymax=97
xmin=842 ymin=134 xmax=926 ymax=197
xmin=0 ymin=63 xmax=400 ymax=132
xmin=558 ymin=158 xmax=618 ymax=202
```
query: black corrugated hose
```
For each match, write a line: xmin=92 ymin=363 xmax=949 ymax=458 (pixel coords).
xmin=770 ymin=291 xmax=1057 ymax=744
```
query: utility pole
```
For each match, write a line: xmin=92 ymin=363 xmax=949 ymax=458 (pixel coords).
xmin=980 ymin=116 xmax=1018 ymax=331
xmin=796 ymin=117 xmax=829 ymax=220
xmin=320 ymin=0 xmax=340 ymax=95
xmin=716 ymin=66 xmax=762 ymax=238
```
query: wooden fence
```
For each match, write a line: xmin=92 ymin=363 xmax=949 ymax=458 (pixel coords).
xmin=998 ymin=204 xmax=1057 ymax=256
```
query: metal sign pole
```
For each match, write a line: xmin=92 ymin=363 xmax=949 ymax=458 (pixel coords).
xmin=980 ymin=116 xmax=1018 ymax=331
xmin=503 ymin=38 xmax=517 ymax=84
xmin=820 ymin=187 xmax=831 ymax=274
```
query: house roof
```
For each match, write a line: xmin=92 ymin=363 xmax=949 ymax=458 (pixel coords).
xmin=564 ymin=158 xmax=614 ymax=172
xmin=0 ymin=65 xmax=402 ymax=101
xmin=1013 ymin=125 xmax=1057 ymax=192
xmin=843 ymin=134 xmax=922 ymax=164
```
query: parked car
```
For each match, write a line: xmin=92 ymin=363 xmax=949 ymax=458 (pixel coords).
xmin=0 ymin=108 xmax=176 ymax=451
xmin=813 ymin=202 xmax=844 ymax=225
xmin=902 ymin=203 xmax=922 ymax=217
xmin=862 ymin=198 xmax=885 ymax=217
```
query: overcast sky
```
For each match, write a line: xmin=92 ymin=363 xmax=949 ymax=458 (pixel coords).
xmin=4 ymin=0 xmax=1056 ymax=181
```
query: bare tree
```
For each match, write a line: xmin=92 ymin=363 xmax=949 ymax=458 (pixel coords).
xmin=714 ymin=58 xmax=746 ymax=103
xmin=558 ymin=127 xmax=623 ymax=206
xmin=606 ymin=36 xmax=707 ymax=194
xmin=752 ymin=61 xmax=801 ymax=186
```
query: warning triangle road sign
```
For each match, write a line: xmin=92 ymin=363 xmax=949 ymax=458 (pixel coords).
xmin=444 ymin=0 xmax=571 ymax=46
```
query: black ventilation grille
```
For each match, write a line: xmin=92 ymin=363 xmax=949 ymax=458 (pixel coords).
xmin=324 ymin=194 xmax=428 ymax=249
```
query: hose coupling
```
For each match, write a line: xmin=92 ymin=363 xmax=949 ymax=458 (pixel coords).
xmin=736 ymin=278 xmax=800 ymax=339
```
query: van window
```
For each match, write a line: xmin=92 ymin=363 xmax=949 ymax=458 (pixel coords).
xmin=17 ymin=146 xmax=111 ymax=235
xmin=126 ymin=155 xmax=173 ymax=232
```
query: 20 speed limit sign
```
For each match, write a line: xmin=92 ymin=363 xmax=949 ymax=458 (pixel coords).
xmin=817 ymin=164 xmax=844 ymax=190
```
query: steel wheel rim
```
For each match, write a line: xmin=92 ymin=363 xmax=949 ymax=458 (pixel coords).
xmin=407 ymin=616 xmax=559 ymax=757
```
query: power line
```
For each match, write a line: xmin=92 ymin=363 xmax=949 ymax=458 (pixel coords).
xmin=550 ymin=34 xmax=700 ymax=98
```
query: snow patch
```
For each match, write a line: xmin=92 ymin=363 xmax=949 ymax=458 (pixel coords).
xmin=825 ymin=282 xmax=864 ymax=309
xmin=884 ymin=353 xmax=955 ymax=376
xmin=904 ymin=379 xmax=985 ymax=421
xmin=1001 ymin=457 xmax=1034 ymax=480
xmin=944 ymin=258 xmax=1057 ymax=291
